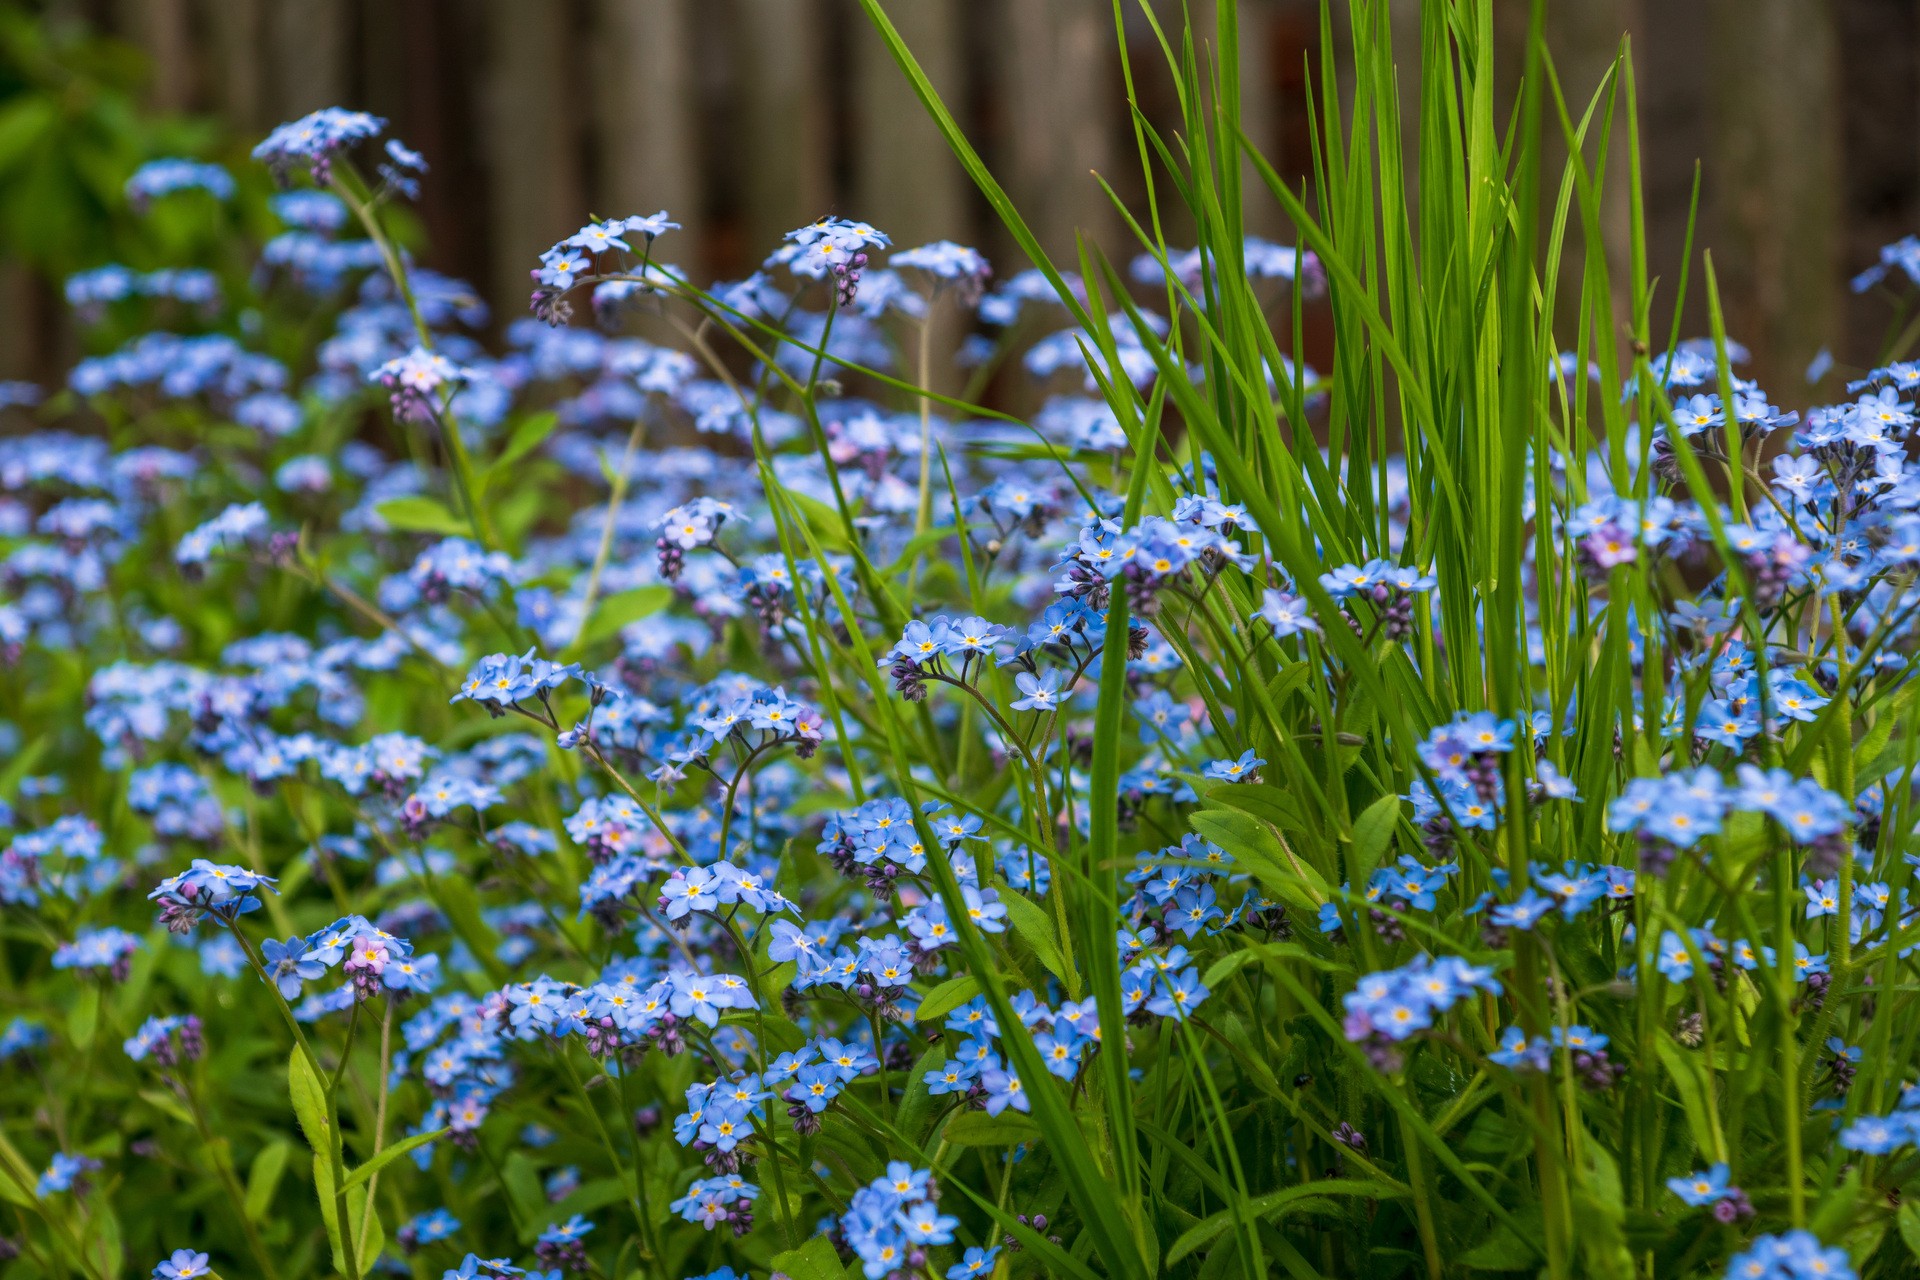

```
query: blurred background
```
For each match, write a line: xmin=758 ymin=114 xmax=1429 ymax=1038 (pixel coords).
xmin=0 ymin=0 xmax=1913 ymax=398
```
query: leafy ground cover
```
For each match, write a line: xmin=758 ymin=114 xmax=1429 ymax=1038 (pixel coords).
xmin=5 ymin=3 xmax=1920 ymax=1279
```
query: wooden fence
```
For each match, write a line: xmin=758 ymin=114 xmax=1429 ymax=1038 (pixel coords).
xmin=28 ymin=0 xmax=1920 ymax=394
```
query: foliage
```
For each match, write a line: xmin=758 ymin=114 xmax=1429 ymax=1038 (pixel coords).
xmin=7 ymin=4 xmax=1920 ymax=1280
xmin=0 ymin=6 xmax=227 ymax=280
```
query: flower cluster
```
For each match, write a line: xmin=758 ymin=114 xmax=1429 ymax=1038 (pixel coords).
xmin=670 ymin=1173 xmax=759 ymax=1234
xmin=148 ymin=860 xmax=277 ymax=930
xmin=374 ymin=348 xmax=473 ymax=423
xmin=252 ymin=106 xmax=390 ymax=184
xmin=125 ymin=159 xmax=236 ymax=209
xmin=832 ymin=1164 xmax=957 ymax=1278
xmin=1608 ymin=765 xmax=1850 ymax=875
xmin=1341 ymin=955 xmax=1502 ymax=1067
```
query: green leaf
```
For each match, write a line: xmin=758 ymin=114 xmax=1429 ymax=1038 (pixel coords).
xmin=90 ymin=1194 xmax=127 ymax=1280
xmin=1852 ymin=683 xmax=1913 ymax=783
xmin=1461 ymin=1217 xmax=1544 ymax=1271
xmin=0 ymin=98 xmax=55 ymax=175
xmin=1203 ymin=782 xmax=1309 ymax=837
xmin=501 ymin=1152 xmax=546 ymax=1242
xmin=1189 ymin=807 xmax=1286 ymax=868
xmin=1847 ymin=1221 xmax=1888 ymax=1270
xmin=0 ymin=733 xmax=48 ymax=800
xmin=1897 ymin=1200 xmax=1920 ymax=1260
xmin=786 ymin=489 xmax=854 ymax=552
xmin=1001 ymin=891 xmax=1069 ymax=985
xmin=343 ymin=1128 xmax=446 ymax=1189
xmin=1572 ymin=1143 xmax=1635 ymax=1280
xmin=376 ymin=496 xmax=469 ymax=537
xmin=245 ymin=1140 xmax=291 ymax=1220
xmin=1857 ymin=699 xmax=1899 ymax=770
xmin=720 ymin=1005 xmax=806 ymax=1052
xmin=895 ymin=1043 xmax=946 ymax=1143
xmin=315 ymin=1151 xmax=383 ymax=1277
xmin=0 ymin=1127 xmax=42 ymax=1207
xmin=313 ymin=1152 xmax=347 ymax=1272
xmin=579 ymin=586 xmax=673 ymax=648
xmin=1190 ymin=808 xmax=1326 ymax=913
xmin=287 ymin=1046 xmax=331 ymax=1151
xmin=490 ymin=411 xmax=559 ymax=476
xmin=1811 ymin=1169 xmax=1862 ymax=1243
xmin=881 ymin=524 xmax=961 ymax=577
xmin=138 ymin=1087 xmax=194 ymax=1127
xmin=915 ymin=974 xmax=980 ymax=1024
xmin=1264 ymin=662 xmax=1312 ymax=709
xmin=1166 ymin=1180 xmax=1397 ymax=1265
xmin=943 ymin=1110 xmax=1042 ymax=1147
xmin=1346 ymin=793 xmax=1402 ymax=887
xmin=768 ymin=1235 xmax=852 ymax=1280
xmin=355 ymin=1185 xmax=386 ymax=1273
xmin=1203 ymin=941 xmax=1350 ymax=990
xmin=67 ymin=984 xmax=99 ymax=1050
xmin=1654 ymin=1035 xmax=1718 ymax=1162
xmin=1577 ymin=1138 xmax=1625 ymax=1211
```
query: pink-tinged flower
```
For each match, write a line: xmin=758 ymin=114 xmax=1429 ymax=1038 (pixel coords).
xmin=344 ymin=938 xmax=389 ymax=974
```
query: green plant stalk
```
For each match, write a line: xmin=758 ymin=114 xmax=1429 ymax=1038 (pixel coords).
xmin=329 ymin=165 xmax=496 ymax=550
xmin=353 ymin=1000 xmax=395 ymax=1264
xmin=230 ymin=927 xmax=360 ymax=1280
xmin=611 ymin=1062 xmax=664 ymax=1265
xmin=765 ymin=483 xmax=1146 ymax=1280
xmin=1775 ymin=834 xmax=1806 ymax=1227
xmin=179 ymin=1068 xmax=282 ymax=1280
xmin=557 ymin=1043 xmax=650 ymax=1242
xmin=909 ymin=305 xmax=937 ymax=591
xmin=564 ymin=413 xmax=648 ymax=662
xmin=669 ymin=312 xmax=868 ymax=803
xmin=1395 ymin=1108 xmax=1444 ymax=1280
xmin=1173 ymin=1022 xmax=1265 ymax=1280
